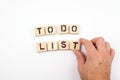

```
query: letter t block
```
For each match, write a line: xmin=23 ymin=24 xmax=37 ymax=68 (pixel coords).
xmin=34 ymin=27 xmax=45 ymax=36
xmin=70 ymin=41 xmax=80 ymax=50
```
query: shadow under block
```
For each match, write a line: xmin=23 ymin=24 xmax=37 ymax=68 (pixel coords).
xmin=70 ymin=41 xmax=80 ymax=50
xmin=45 ymin=26 xmax=56 ymax=35
xmin=35 ymin=27 xmax=45 ymax=36
xmin=69 ymin=25 xmax=79 ymax=34
xmin=59 ymin=40 xmax=69 ymax=50
xmin=36 ymin=42 xmax=47 ymax=52
xmin=58 ymin=25 xmax=69 ymax=34
xmin=47 ymin=42 xmax=58 ymax=51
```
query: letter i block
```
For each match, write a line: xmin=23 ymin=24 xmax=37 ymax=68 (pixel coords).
xmin=70 ymin=41 xmax=80 ymax=50
xmin=45 ymin=26 xmax=56 ymax=35
xmin=59 ymin=40 xmax=69 ymax=50
xmin=47 ymin=42 xmax=58 ymax=51
xmin=36 ymin=42 xmax=47 ymax=52
xmin=34 ymin=27 xmax=45 ymax=36
xmin=58 ymin=25 xmax=69 ymax=34
xmin=69 ymin=25 xmax=80 ymax=34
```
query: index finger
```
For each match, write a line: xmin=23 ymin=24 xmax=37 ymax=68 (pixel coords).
xmin=91 ymin=37 xmax=107 ymax=54
xmin=80 ymin=38 xmax=98 ymax=56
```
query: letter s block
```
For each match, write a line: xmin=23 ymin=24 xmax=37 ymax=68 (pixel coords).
xmin=59 ymin=40 xmax=69 ymax=50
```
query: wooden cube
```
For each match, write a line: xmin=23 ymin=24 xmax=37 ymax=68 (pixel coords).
xmin=58 ymin=25 xmax=69 ymax=34
xmin=47 ymin=41 xmax=58 ymax=51
xmin=70 ymin=41 xmax=80 ymax=50
xmin=59 ymin=40 xmax=69 ymax=50
xmin=34 ymin=27 xmax=45 ymax=36
xmin=45 ymin=26 xmax=56 ymax=35
xmin=36 ymin=42 xmax=47 ymax=52
xmin=69 ymin=25 xmax=79 ymax=34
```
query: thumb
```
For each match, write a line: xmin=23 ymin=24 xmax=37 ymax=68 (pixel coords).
xmin=73 ymin=50 xmax=85 ymax=65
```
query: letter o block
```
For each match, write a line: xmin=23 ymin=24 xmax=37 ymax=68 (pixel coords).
xmin=70 ymin=25 xmax=79 ymax=34
xmin=45 ymin=26 xmax=56 ymax=35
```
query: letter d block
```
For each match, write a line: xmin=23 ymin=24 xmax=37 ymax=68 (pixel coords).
xmin=58 ymin=25 xmax=69 ymax=34
xmin=34 ymin=27 xmax=45 ymax=36
xmin=36 ymin=42 xmax=47 ymax=53
xmin=70 ymin=41 xmax=80 ymax=50
xmin=70 ymin=25 xmax=80 ymax=34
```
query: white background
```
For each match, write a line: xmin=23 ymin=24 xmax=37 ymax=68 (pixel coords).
xmin=0 ymin=0 xmax=120 ymax=80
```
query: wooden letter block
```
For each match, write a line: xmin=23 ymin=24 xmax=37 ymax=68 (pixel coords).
xmin=45 ymin=26 xmax=56 ymax=35
xmin=70 ymin=41 xmax=80 ymax=50
xmin=47 ymin=42 xmax=58 ymax=51
xmin=36 ymin=42 xmax=47 ymax=52
xmin=58 ymin=25 xmax=69 ymax=34
xmin=59 ymin=40 xmax=69 ymax=50
xmin=35 ymin=27 xmax=45 ymax=36
xmin=69 ymin=25 xmax=79 ymax=34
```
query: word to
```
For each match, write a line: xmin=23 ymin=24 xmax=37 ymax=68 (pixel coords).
xmin=35 ymin=25 xmax=80 ymax=36
xmin=36 ymin=40 xmax=80 ymax=53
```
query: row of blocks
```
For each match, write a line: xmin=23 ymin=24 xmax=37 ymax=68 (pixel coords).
xmin=35 ymin=25 xmax=80 ymax=36
xmin=36 ymin=40 xmax=80 ymax=52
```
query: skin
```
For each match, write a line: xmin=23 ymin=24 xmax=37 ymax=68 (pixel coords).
xmin=73 ymin=37 xmax=115 ymax=80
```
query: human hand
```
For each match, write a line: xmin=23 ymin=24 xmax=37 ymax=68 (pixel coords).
xmin=73 ymin=37 xmax=115 ymax=80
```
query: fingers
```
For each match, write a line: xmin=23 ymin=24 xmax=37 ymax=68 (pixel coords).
xmin=91 ymin=37 xmax=115 ymax=63
xmin=105 ymin=42 xmax=111 ymax=54
xmin=73 ymin=50 xmax=85 ymax=65
xmin=80 ymin=38 xmax=98 ymax=57
xmin=110 ymin=48 xmax=115 ymax=62
xmin=91 ymin=37 xmax=107 ymax=54
xmin=74 ymin=37 xmax=115 ymax=63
